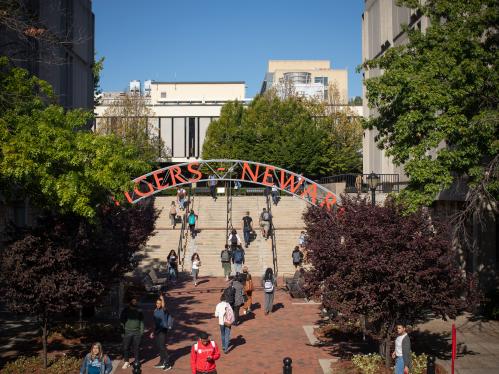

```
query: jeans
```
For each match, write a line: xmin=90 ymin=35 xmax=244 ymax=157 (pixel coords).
xmin=264 ymin=291 xmax=274 ymax=313
xmin=243 ymin=229 xmax=251 ymax=245
xmin=189 ymin=224 xmax=196 ymax=238
xmin=192 ymin=268 xmax=199 ymax=283
xmin=170 ymin=213 xmax=176 ymax=227
xmin=233 ymin=304 xmax=240 ymax=324
xmin=123 ymin=332 xmax=141 ymax=362
xmin=168 ymin=265 xmax=177 ymax=281
xmin=210 ymin=185 xmax=216 ymax=199
xmin=395 ymin=356 xmax=404 ymax=374
xmin=234 ymin=263 xmax=242 ymax=274
xmin=155 ymin=330 xmax=169 ymax=365
xmin=272 ymin=192 xmax=279 ymax=205
xmin=219 ymin=324 xmax=231 ymax=352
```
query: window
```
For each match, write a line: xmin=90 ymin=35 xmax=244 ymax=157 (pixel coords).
xmin=314 ymin=77 xmax=328 ymax=86
xmin=160 ymin=92 xmax=166 ymax=99
xmin=188 ymin=117 xmax=196 ymax=157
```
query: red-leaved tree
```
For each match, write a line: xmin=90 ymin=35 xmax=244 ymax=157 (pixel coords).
xmin=303 ymin=196 xmax=471 ymax=366
xmin=0 ymin=200 xmax=158 ymax=368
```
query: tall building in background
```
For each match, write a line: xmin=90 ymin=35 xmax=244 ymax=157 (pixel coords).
xmin=95 ymin=81 xmax=248 ymax=163
xmin=0 ymin=0 xmax=95 ymax=110
xmin=260 ymin=60 xmax=348 ymax=104
xmin=361 ymin=0 xmax=425 ymax=178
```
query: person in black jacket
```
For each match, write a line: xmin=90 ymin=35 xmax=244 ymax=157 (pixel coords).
xmin=120 ymin=297 xmax=144 ymax=369
xmin=150 ymin=294 xmax=173 ymax=370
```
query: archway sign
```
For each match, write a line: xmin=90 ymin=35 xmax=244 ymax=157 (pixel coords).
xmin=123 ymin=159 xmax=338 ymax=210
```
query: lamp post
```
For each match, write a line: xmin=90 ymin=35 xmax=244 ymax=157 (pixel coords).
xmin=367 ymin=171 xmax=380 ymax=206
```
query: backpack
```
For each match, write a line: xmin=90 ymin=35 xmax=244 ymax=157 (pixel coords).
xmin=223 ymin=286 xmax=235 ymax=305
xmin=262 ymin=212 xmax=270 ymax=221
xmin=194 ymin=340 xmax=216 ymax=353
xmin=264 ymin=279 xmax=274 ymax=293
xmin=292 ymin=251 xmax=302 ymax=263
xmin=221 ymin=250 xmax=230 ymax=262
xmin=223 ymin=304 xmax=235 ymax=326
xmin=188 ymin=214 xmax=196 ymax=225
xmin=233 ymin=249 xmax=243 ymax=264
xmin=230 ymin=234 xmax=238 ymax=246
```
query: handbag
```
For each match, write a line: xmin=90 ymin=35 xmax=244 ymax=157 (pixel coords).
xmin=166 ymin=313 xmax=174 ymax=330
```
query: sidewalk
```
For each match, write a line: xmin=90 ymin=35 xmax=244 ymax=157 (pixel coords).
xmin=113 ymin=276 xmax=328 ymax=374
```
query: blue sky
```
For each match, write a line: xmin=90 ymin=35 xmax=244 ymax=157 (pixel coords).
xmin=94 ymin=0 xmax=364 ymax=98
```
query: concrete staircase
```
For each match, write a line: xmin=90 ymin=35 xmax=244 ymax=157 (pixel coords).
xmin=140 ymin=195 xmax=307 ymax=277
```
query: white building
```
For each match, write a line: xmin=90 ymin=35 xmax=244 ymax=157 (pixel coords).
xmin=95 ymin=81 xmax=248 ymax=163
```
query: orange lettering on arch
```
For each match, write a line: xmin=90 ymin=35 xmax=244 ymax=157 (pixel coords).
xmin=261 ymin=166 xmax=275 ymax=186
xmin=152 ymin=169 xmax=170 ymax=190
xmin=124 ymin=191 xmax=134 ymax=204
xmin=301 ymin=183 xmax=318 ymax=205
xmin=170 ymin=165 xmax=187 ymax=186
xmin=187 ymin=162 xmax=202 ymax=182
xmin=134 ymin=177 xmax=155 ymax=198
xmin=319 ymin=192 xmax=337 ymax=211
xmin=241 ymin=162 xmax=259 ymax=182
xmin=280 ymin=170 xmax=304 ymax=194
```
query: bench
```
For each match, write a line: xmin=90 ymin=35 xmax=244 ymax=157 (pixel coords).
xmin=146 ymin=268 xmax=168 ymax=291
xmin=284 ymin=269 xmax=307 ymax=298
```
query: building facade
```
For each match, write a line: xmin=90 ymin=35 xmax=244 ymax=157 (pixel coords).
xmin=95 ymin=81 xmax=248 ymax=163
xmin=260 ymin=60 xmax=348 ymax=104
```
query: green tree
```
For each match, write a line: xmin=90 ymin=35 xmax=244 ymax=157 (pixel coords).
xmin=362 ymin=0 xmax=498 ymax=212
xmin=202 ymin=92 xmax=362 ymax=178
xmin=93 ymin=54 xmax=105 ymax=107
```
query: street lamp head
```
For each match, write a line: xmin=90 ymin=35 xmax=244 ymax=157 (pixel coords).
xmin=367 ymin=171 xmax=380 ymax=191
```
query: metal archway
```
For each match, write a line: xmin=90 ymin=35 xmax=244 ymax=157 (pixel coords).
xmin=122 ymin=159 xmax=337 ymax=210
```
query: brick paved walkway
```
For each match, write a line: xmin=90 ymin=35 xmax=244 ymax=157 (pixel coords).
xmin=113 ymin=276 xmax=328 ymax=374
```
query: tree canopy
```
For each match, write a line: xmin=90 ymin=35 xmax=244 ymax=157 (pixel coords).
xmin=362 ymin=0 xmax=498 ymax=211
xmin=202 ymin=92 xmax=362 ymax=178
xmin=303 ymin=196 xmax=470 ymax=365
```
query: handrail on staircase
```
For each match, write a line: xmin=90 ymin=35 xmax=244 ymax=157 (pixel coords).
xmin=179 ymin=186 xmax=194 ymax=270
xmin=265 ymin=193 xmax=278 ymax=277
xmin=225 ymin=179 xmax=233 ymax=247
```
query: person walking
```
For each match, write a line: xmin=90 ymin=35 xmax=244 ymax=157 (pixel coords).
xmin=242 ymin=266 xmax=254 ymax=314
xmin=298 ymin=231 xmax=307 ymax=249
xmin=188 ymin=210 xmax=198 ymax=239
xmin=169 ymin=201 xmax=178 ymax=228
xmin=190 ymin=332 xmax=221 ymax=374
xmin=242 ymin=212 xmax=253 ymax=248
xmin=191 ymin=253 xmax=201 ymax=286
xmin=231 ymin=273 xmax=245 ymax=325
xmin=392 ymin=322 xmax=412 ymax=374
xmin=232 ymin=245 xmax=245 ymax=274
xmin=79 ymin=342 xmax=112 ymax=374
xmin=271 ymin=183 xmax=279 ymax=205
xmin=166 ymin=250 xmax=178 ymax=282
xmin=214 ymin=294 xmax=234 ymax=354
xmin=220 ymin=244 xmax=232 ymax=281
xmin=208 ymin=174 xmax=217 ymax=201
xmin=292 ymin=246 xmax=304 ymax=268
xmin=228 ymin=229 xmax=241 ymax=251
xmin=120 ymin=297 xmax=144 ymax=369
xmin=177 ymin=188 xmax=187 ymax=210
xmin=259 ymin=208 xmax=272 ymax=240
xmin=151 ymin=295 xmax=173 ymax=371
xmin=262 ymin=268 xmax=276 ymax=315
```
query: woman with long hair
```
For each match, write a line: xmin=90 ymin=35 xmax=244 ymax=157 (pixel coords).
xmin=242 ymin=266 xmax=254 ymax=314
xmin=167 ymin=249 xmax=178 ymax=282
xmin=262 ymin=267 xmax=276 ymax=315
xmin=79 ymin=342 xmax=112 ymax=374
xmin=150 ymin=294 xmax=173 ymax=370
xmin=191 ymin=252 xmax=201 ymax=287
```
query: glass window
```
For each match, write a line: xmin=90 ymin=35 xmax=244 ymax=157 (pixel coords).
xmin=160 ymin=92 xmax=166 ymax=98
xmin=314 ymin=77 xmax=328 ymax=86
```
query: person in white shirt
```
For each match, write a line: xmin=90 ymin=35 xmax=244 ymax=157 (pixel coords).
xmin=214 ymin=294 xmax=233 ymax=354
xmin=191 ymin=253 xmax=201 ymax=286
xmin=392 ymin=322 xmax=412 ymax=374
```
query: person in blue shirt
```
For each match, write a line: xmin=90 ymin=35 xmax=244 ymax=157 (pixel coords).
xmin=150 ymin=294 xmax=173 ymax=371
xmin=79 ymin=342 xmax=112 ymax=374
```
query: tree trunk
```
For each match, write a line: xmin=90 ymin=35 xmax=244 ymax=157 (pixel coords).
xmin=41 ymin=314 xmax=48 ymax=369
xmin=384 ymin=337 xmax=391 ymax=368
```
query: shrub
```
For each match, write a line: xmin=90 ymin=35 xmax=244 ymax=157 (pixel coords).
xmin=1 ymin=355 xmax=80 ymax=374
xmin=351 ymin=353 xmax=383 ymax=374
xmin=411 ymin=352 xmax=427 ymax=374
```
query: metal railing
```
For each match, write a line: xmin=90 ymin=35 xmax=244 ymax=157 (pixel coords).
xmin=265 ymin=193 xmax=278 ymax=277
xmin=179 ymin=189 xmax=193 ymax=271
xmin=225 ymin=180 xmax=233 ymax=246
xmin=317 ymin=173 xmax=400 ymax=193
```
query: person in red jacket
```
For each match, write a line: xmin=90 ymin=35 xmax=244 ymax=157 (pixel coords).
xmin=190 ymin=332 xmax=220 ymax=374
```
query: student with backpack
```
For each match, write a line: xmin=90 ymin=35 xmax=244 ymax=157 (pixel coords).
xmin=271 ymin=183 xmax=279 ymax=205
xmin=241 ymin=212 xmax=253 ymax=248
xmin=220 ymin=244 xmax=232 ymax=281
xmin=231 ymin=245 xmax=245 ymax=274
xmin=292 ymin=246 xmax=304 ymax=268
xmin=231 ymin=273 xmax=245 ymax=325
xmin=228 ymin=229 xmax=241 ymax=250
xmin=259 ymin=208 xmax=272 ymax=240
xmin=262 ymin=267 xmax=276 ymax=315
xmin=214 ymin=293 xmax=234 ymax=354
xmin=188 ymin=210 xmax=198 ymax=239
xmin=190 ymin=331 xmax=221 ymax=373
xmin=79 ymin=342 xmax=112 ymax=374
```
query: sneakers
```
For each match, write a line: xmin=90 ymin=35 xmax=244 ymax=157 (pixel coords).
xmin=154 ymin=362 xmax=165 ymax=369
xmin=163 ymin=364 xmax=173 ymax=371
xmin=122 ymin=362 xmax=130 ymax=369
